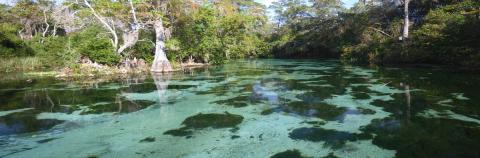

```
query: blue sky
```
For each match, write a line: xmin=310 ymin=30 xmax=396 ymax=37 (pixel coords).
xmin=254 ymin=0 xmax=357 ymax=21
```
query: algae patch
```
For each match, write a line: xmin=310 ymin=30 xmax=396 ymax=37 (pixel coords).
xmin=289 ymin=127 xmax=371 ymax=148
xmin=80 ymin=100 xmax=155 ymax=114
xmin=164 ymin=112 xmax=244 ymax=137
xmin=262 ymin=101 xmax=347 ymax=121
xmin=139 ymin=137 xmax=156 ymax=143
xmin=270 ymin=149 xmax=309 ymax=158
xmin=211 ymin=95 xmax=259 ymax=108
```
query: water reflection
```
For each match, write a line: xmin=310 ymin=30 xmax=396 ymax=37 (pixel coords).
xmin=400 ymin=82 xmax=411 ymax=123
xmin=152 ymin=72 xmax=172 ymax=104
xmin=0 ymin=76 xmax=157 ymax=136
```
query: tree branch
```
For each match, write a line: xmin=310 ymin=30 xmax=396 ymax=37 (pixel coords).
xmin=368 ymin=27 xmax=392 ymax=38
xmin=83 ymin=0 xmax=118 ymax=50
xmin=42 ymin=10 xmax=50 ymax=42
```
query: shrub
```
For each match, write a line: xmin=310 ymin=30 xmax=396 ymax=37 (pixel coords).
xmin=70 ymin=26 xmax=120 ymax=65
xmin=413 ymin=0 xmax=480 ymax=66
xmin=0 ymin=23 xmax=34 ymax=57
xmin=128 ymin=30 xmax=155 ymax=63
xmin=78 ymin=38 xmax=119 ymax=65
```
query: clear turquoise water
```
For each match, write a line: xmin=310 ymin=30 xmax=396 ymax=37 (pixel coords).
xmin=1 ymin=59 xmax=479 ymax=158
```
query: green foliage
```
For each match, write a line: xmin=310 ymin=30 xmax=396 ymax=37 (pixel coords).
xmin=0 ymin=57 xmax=45 ymax=72
xmin=26 ymin=36 xmax=71 ymax=69
xmin=130 ymin=41 xmax=154 ymax=63
xmin=0 ymin=23 xmax=33 ymax=57
xmin=79 ymin=38 xmax=119 ymax=65
xmin=271 ymin=0 xmax=480 ymax=67
xmin=5 ymin=0 xmax=478 ymax=72
xmin=128 ymin=30 xmax=155 ymax=63
xmin=70 ymin=26 xmax=120 ymax=65
xmin=412 ymin=1 xmax=480 ymax=66
xmin=1 ymin=0 xmax=273 ymax=73
xmin=169 ymin=3 xmax=270 ymax=64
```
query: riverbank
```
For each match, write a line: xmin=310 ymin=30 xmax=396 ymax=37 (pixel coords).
xmin=0 ymin=57 xmax=209 ymax=81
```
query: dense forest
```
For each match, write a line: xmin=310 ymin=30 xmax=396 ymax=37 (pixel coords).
xmin=0 ymin=0 xmax=479 ymax=73
xmin=270 ymin=0 xmax=480 ymax=67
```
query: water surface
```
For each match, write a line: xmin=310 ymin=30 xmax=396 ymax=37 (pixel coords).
xmin=1 ymin=59 xmax=479 ymax=158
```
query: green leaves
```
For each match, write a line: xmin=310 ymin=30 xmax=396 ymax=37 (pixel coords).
xmin=169 ymin=2 xmax=270 ymax=64
xmin=70 ymin=26 xmax=119 ymax=65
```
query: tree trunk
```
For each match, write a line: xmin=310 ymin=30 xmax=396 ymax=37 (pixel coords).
xmin=84 ymin=0 xmax=118 ymax=51
xmin=18 ymin=28 xmax=24 ymax=39
xmin=52 ymin=23 xmax=57 ymax=36
xmin=402 ymin=0 xmax=410 ymax=40
xmin=21 ymin=20 xmax=33 ymax=40
xmin=151 ymin=20 xmax=173 ymax=72
xmin=117 ymin=30 xmax=139 ymax=54
xmin=41 ymin=10 xmax=50 ymax=43
xmin=116 ymin=0 xmax=140 ymax=54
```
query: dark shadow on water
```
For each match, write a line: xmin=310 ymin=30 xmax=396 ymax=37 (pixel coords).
xmin=289 ymin=127 xmax=371 ymax=149
xmin=0 ymin=109 xmax=64 ymax=136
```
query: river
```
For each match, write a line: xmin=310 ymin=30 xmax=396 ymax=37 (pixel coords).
xmin=1 ymin=59 xmax=479 ymax=158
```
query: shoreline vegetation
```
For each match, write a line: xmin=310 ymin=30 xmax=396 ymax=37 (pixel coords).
xmin=0 ymin=57 xmax=209 ymax=80
xmin=0 ymin=0 xmax=479 ymax=79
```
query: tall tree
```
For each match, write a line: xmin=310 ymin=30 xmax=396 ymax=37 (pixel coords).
xmin=10 ymin=0 xmax=42 ymax=39
xmin=402 ymin=0 xmax=410 ymax=40
xmin=82 ymin=0 xmax=140 ymax=54
xmin=136 ymin=0 xmax=175 ymax=72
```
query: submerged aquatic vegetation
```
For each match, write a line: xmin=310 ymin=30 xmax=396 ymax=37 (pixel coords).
xmin=36 ymin=138 xmax=58 ymax=144
xmin=163 ymin=127 xmax=193 ymax=137
xmin=164 ymin=112 xmax=244 ymax=137
xmin=289 ymin=127 xmax=371 ymax=148
xmin=260 ymin=108 xmax=275 ymax=115
xmin=270 ymin=149 xmax=308 ymax=158
xmin=357 ymin=107 xmax=376 ymax=115
xmin=139 ymin=137 xmax=156 ymax=143
xmin=262 ymin=101 xmax=347 ymax=121
xmin=80 ymin=100 xmax=155 ymax=114
xmin=351 ymin=92 xmax=371 ymax=100
xmin=322 ymin=153 xmax=340 ymax=158
xmin=361 ymin=117 xmax=480 ymax=158
xmin=211 ymin=95 xmax=259 ymax=108
xmin=182 ymin=112 xmax=244 ymax=129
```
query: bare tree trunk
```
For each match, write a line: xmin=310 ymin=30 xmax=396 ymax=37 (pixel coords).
xmin=151 ymin=20 xmax=173 ymax=72
xmin=41 ymin=10 xmax=50 ymax=43
xmin=84 ymin=0 xmax=118 ymax=51
xmin=52 ymin=23 xmax=57 ymax=36
xmin=402 ymin=0 xmax=410 ymax=40
xmin=117 ymin=0 xmax=140 ymax=54
xmin=18 ymin=28 xmax=24 ymax=39
xmin=21 ymin=20 xmax=34 ymax=40
xmin=129 ymin=0 xmax=138 ymax=24
xmin=117 ymin=30 xmax=139 ymax=54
